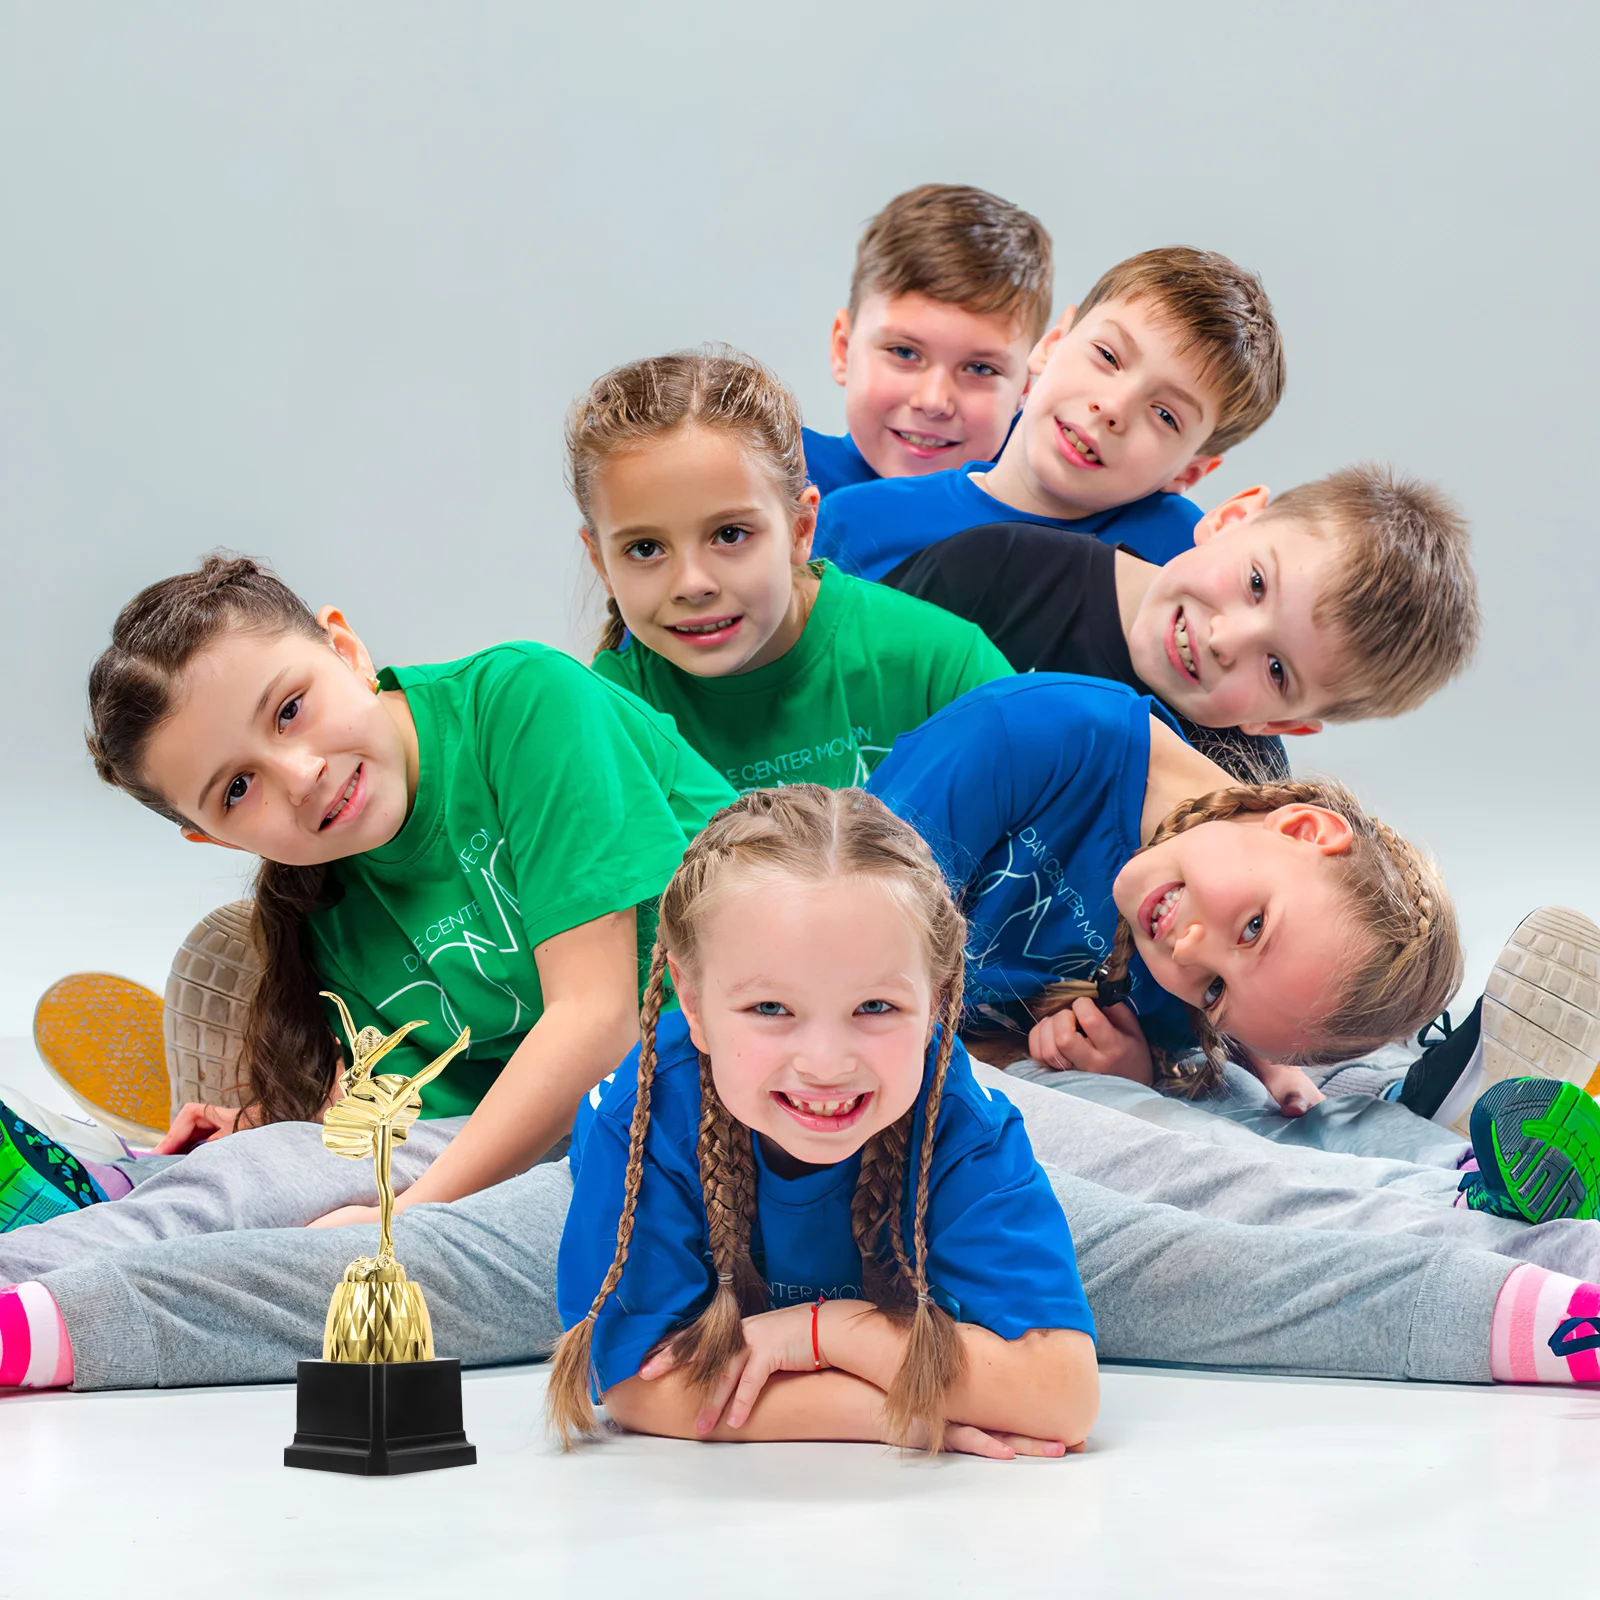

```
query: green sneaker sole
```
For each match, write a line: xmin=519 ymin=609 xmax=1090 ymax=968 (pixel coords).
xmin=1475 ymin=1077 xmax=1600 ymax=1224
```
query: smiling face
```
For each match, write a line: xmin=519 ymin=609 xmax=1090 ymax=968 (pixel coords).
xmin=584 ymin=423 xmax=817 ymax=678
xmin=1113 ymin=807 xmax=1365 ymax=1060
xmin=672 ymin=874 xmax=936 ymax=1169
xmin=831 ymin=292 xmax=1033 ymax=479
xmin=1127 ymin=505 xmax=1348 ymax=735
xmin=140 ymin=618 xmax=416 ymax=866
xmin=990 ymin=296 xmax=1224 ymax=519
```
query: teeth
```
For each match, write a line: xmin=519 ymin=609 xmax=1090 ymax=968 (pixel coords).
xmin=672 ymin=618 xmax=735 ymax=635
xmin=1174 ymin=612 xmax=1197 ymax=676
xmin=324 ymin=770 xmax=359 ymax=825
xmin=1149 ymin=886 xmax=1181 ymax=937
xmin=1062 ymin=424 xmax=1101 ymax=463
xmin=787 ymin=1094 xmax=862 ymax=1117
xmin=896 ymin=430 xmax=954 ymax=448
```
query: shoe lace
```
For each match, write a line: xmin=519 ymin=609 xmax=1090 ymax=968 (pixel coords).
xmin=1416 ymin=1011 xmax=1454 ymax=1050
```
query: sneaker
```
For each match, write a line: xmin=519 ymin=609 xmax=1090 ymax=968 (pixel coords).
xmin=32 ymin=973 xmax=170 ymax=1145
xmin=163 ymin=901 xmax=258 ymax=1111
xmin=0 ymin=1101 xmax=105 ymax=1231
xmin=1470 ymin=1076 xmax=1600 ymax=1224
xmin=1403 ymin=906 xmax=1600 ymax=1136
xmin=1456 ymin=1169 xmax=1526 ymax=1220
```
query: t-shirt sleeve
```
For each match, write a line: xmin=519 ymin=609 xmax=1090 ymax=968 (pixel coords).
xmin=925 ymin=1089 xmax=1095 ymax=1341
xmin=557 ymin=1089 xmax=713 ymax=1397
xmin=588 ymin=647 xmax=639 ymax=696
xmin=474 ymin=650 xmax=704 ymax=952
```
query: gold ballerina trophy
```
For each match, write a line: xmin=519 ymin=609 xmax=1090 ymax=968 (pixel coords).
xmin=282 ymin=995 xmax=478 ymax=1476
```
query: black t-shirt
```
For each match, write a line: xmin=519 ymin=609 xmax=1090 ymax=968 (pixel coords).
xmin=884 ymin=523 xmax=1290 ymax=783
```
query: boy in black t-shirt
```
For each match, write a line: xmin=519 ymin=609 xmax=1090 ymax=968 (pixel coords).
xmin=885 ymin=464 xmax=1479 ymax=780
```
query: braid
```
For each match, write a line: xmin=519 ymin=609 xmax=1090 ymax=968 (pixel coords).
xmin=851 ymin=1112 xmax=915 ymax=1301
xmin=1374 ymin=820 xmax=1433 ymax=938
xmin=546 ymin=946 xmax=670 ymax=1446
xmin=665 ymin=1055 xmax=767 ymax=1392
xmin=595 ymin=597 xmax=627 ymax=657
xmin=882 ymin=980 xmax=969 ymax=1453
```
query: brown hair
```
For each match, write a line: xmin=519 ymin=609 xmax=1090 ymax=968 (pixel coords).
xmin=1262 ymin=464 xmax=1480 ymax=721
xmin=547 ymin=786 xmax=968 ymax=1452
xmin=566 ymin=347 xmax=812 ymax=655
xmin=849 ymin=183 xmax=1054 ymax=345
xmin=85 ymin=554 xmax=345 ymax=1126
xmin=1070 ymin=246 xmax=1285 ymax=454
xmin=1022 ymin=778 xmax=1459 ymax=1095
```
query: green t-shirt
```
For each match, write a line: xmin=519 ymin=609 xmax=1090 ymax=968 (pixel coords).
xmin=591 ymin=562 xmax=1013 ymax=793
xmin=308 ymin=642 xmax=734 ymax=1117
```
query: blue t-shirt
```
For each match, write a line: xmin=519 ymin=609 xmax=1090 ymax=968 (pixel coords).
xmin=866 ymin=673 xmax=1193 ymax=1054
xmin=802 ymin=427 xmax=879 ymax=498
xmin=561 ymin=1009 xmax=1093 ymax=1396
xmin=813 ymin=465 xmax=1201 ymax=582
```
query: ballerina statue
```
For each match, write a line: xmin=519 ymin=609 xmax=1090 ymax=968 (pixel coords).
xmin=317 ymin=993 xmax=471 ymax=1364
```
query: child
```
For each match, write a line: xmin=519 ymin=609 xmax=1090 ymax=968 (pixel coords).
xmin=549 ymin=786 xmax=1099 ymax=1454
xmin=1 ymin=556 xmax=734 ymax=1235
xmin=10 ymin=810 xmax=1600 ymax=1403
xmin=866 ymin=672 xmax=1457 ymax=1111
xmin=573 ymin=348 xmax=1013 ymax=792
xmin=886 ymin=464 xmax=1480 ymax=781
xmin=805 ymin=184 xmax=1052 ymax=497
xmin=813 ymin=245 xmax=1285 ymax=580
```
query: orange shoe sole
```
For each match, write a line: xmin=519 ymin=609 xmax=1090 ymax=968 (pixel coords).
xmin=32 ymin=973 xmax=170 ymax=1146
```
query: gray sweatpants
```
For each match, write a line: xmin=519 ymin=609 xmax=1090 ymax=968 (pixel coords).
xmin=1007 ymin=1056 xmax=1467 ymax=1168
xmin=0 ymin=1080 xmax=1544 ymax=1393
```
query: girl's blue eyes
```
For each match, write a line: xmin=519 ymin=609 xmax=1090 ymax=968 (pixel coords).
xmin=1202 ymin=975 xmax=1225 ymax=1009
xmin=749 ymin=999 xmax=897 ymax=1017
xmin=1241 ymin=914 xmax=1264 ymax=945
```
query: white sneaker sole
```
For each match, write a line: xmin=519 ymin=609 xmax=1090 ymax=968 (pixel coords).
xmin=1448 ymin=905 xmax=1600 ymax=1136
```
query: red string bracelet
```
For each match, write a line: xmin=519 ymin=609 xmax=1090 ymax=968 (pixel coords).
xmin=811 ymin=1291 xmax=827 ymax=1370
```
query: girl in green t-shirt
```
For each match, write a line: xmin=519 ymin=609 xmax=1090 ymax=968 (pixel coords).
xmin=77 ymin=555 xmax=734 ymax=1226
xmin=573 ymin=347 xmax=1013 ymax=793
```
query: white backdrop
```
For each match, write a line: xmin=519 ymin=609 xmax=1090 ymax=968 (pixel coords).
xmin=2 ymin=0 xmax=1596 ymax=1033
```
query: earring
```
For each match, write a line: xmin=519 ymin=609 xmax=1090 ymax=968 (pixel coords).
xmin=368 ymin=676 xmax=381 ymax=695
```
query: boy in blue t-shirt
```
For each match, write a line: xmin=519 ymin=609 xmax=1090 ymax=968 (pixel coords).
xmin=803 ymin=184 xmax=1052 ymax=497
xmin=814 ymin=245 xmax=1286 ymax=580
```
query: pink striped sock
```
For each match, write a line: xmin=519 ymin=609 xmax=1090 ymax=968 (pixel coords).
xmin=1489 ymin=1263 xmax=1600 ymax=1384
xmin=0 ymin=1283 xmax=74 ymax=1389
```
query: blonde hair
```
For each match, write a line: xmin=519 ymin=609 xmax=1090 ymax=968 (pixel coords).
xmin=547 ymin=786 xmax=969 ymax=1452
xmin=1264 ymin=464 xmax=1480 ymax=721
xmin=566 ymin=347 xmax=811 ymax=655
xmin=848 ymin=183 xmax=1055 ymax=345
xmin=1027 ymin=778 xmax=1460 ymax=1095
xmin=1071 ymin=246 xmax=1285 ymax=455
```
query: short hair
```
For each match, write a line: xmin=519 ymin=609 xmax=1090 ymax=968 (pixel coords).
xmin=848 ymin=184 xmax=1054 ymax=345
xmin=1071 ymin=246 xmax=1285 ymax=454
xmin=1266 ymin=464 xmax=1481 ymax=721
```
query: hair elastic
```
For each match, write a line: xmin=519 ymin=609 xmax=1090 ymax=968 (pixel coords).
xmin=1094 ymin=961 xmax=1133 ymax=1010
xmin=811 ymin=1292 xmax=827 ymax=1370
xmin=717 ymin=1271 xmax=734 ymax=1285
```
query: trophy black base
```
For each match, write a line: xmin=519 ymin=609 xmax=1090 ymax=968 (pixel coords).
xmin=284 ymin=1358 xmax=477 ymax=1476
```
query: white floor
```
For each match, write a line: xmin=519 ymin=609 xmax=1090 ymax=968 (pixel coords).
xmin=6 ymin=1029 xmax=1598 ymax=1598
xmin=8 ymin=1362 xmax=1595 ymax=1599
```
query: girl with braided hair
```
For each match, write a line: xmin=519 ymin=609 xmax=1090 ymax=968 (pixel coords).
xmin=4 ymin=553 xmax=733 ymax=1238
xmin=547 ymin=785 xmax=1099 ymax=1454
xmin=571 ymin=347 xmax=1014 ymax=793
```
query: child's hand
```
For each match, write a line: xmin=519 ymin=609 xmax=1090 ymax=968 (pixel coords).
xmin=153 ymin=1101 xmax=245 ymax=1154
xmin=930 ymin=1423 xmax=1074 ymax=1460
xmin=1250 ymin=1059 xmax=1326 ymax=1117
xmin=1026 ymin=1000 xmax=1153 ymax=1084
xmin=638 ymin=1303 xmax=820 ymax=1435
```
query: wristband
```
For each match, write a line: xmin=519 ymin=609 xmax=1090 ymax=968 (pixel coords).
xmin=811 ymin=1292 xmax=827 ymax=1370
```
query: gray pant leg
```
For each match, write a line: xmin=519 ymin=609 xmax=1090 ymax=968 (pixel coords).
xmin=0 ymin=1117 xmax=464 ymax=1282
xmin=1044 ymin=1161 xmax=1510 ymax=1383
xmin=985 ymin=1065 xmax=1600 ymax=1279
xmin=45 ymin=1162 xmax=573 ymax=1391
xmin=1005 ymin=1059 xmax=1468 ymax=1168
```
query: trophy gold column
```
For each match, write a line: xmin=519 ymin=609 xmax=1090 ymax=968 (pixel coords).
xmin=283 ymin=995 xmax=478 ymax=1476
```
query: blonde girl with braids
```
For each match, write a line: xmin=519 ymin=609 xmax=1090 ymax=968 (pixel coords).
xmin=35 ymin=554 xmax=732 ymax=1242
xmin=549 ymin=786 xmax=1099 ymax=1454
xmin=866 ymin=671 xmax=1460 ymax=1129
xmin=572 ymin=347 xmax=1013 ymax=793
